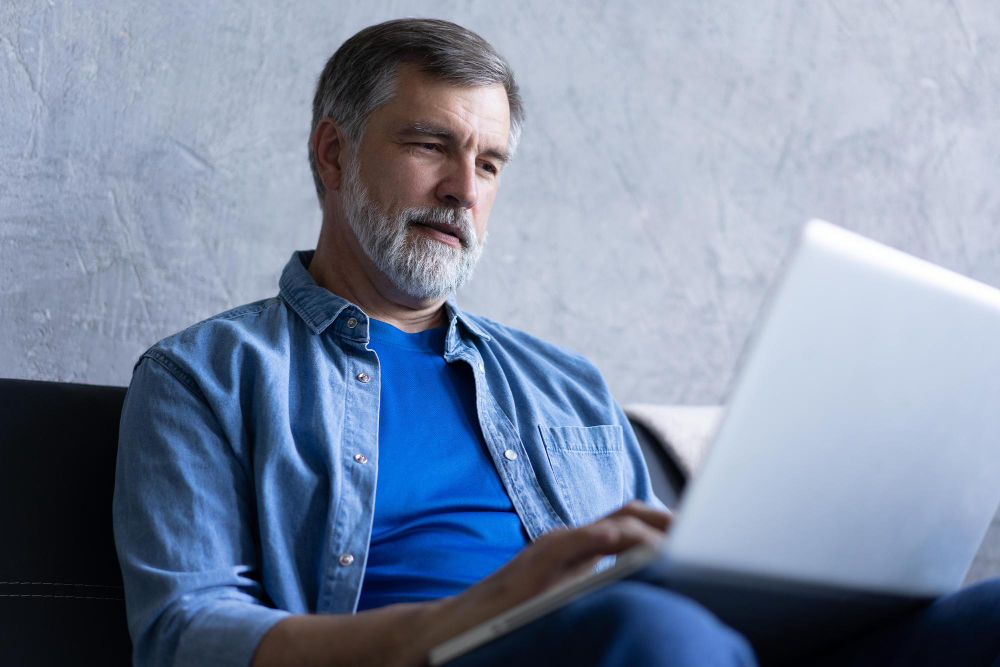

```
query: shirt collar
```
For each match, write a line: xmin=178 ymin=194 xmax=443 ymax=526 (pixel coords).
xmin=278 ymin=250 xmax=490 ymax=342
xmin=444 ymin=293 xmax=492 ymax=343
xmin=278 ymin=250 xmax=353 ymax=334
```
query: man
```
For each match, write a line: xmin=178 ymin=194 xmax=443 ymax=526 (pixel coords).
xmin=114 ymin=18 xmax=999 ymax=667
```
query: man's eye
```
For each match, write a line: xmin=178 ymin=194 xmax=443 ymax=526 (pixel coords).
xmin=417 ymin=143 xmax=440 ymax=152
xmin=480 ymin=162 xmax=498 ymax=175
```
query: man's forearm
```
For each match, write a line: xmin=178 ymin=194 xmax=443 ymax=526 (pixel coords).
xmin=250 ymin=579 xmax=525 ymax=667
xmin=250 ymin=598 xmax=461 ymax=667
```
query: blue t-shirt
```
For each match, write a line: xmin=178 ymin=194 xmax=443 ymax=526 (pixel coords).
xmin=356 ymin=318 xmax=530 ymax=611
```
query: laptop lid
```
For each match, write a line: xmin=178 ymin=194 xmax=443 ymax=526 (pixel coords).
xmin=665 ymin=220 xmax=1000 ymax=598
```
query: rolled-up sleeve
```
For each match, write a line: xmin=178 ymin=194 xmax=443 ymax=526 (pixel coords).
xmin=113 ymin=354 xmax=290 ymax=667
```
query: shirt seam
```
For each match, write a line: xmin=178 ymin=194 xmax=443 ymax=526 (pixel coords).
xmin=470 ymin=313 xmax=593 ymax=368
xmin=141 ymin=349 xmax=202 ymax=396
xmin=173 ymin=300 xmax=279 ymax=339
xmin=138 ymin=350 xmax=257 ymax=503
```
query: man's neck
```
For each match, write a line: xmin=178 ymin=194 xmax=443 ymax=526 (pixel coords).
xmin=307 ymin=220 xmax=449 ymax=333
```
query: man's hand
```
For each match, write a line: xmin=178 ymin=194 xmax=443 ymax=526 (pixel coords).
xmin=251 ymin=501 xmax=671 ymax=667
xmin=435 ymin=500 xmax=672 ymax=634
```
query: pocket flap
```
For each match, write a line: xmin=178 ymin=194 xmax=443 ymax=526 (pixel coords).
xmin=539 ymin=424 xmax=624 ymax=453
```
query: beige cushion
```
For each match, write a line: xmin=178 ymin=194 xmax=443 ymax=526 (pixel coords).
xmin=624 ymin=404 xmax=722 ymax=478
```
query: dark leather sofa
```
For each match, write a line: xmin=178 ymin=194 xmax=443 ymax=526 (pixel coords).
xmin=0 ymin=377 xmax=684 ymax=666
xmin=1 ymin=379 xmax=133 ymax=665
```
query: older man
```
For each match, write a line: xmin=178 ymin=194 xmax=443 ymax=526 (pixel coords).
xmin=114 ymin=18 xmax=1000 ymax=667
xmin=113 ymin=18 xmax=698 ymax=667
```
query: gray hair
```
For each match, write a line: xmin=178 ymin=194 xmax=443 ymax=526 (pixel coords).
xmin=307 ymin=18 xmax=525 ymax=209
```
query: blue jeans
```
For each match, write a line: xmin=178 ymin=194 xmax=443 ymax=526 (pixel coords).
xmin=447 ymin=578 xmax=1000 ymax=666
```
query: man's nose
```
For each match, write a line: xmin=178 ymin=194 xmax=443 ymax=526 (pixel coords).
xmin=436 ymin=158 xmax=478 ymax=209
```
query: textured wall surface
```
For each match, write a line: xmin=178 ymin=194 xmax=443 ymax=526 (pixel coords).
xmin=3 ymin=3 xmax=1000 ymax=575
xmin=3 ymin=1 xmax=999 ymax=402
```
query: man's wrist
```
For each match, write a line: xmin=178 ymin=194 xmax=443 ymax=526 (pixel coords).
xmin=417 ymin=579 xmax=514 ymax=653
xmin=407 ymin=597 xmax=463 ymax=664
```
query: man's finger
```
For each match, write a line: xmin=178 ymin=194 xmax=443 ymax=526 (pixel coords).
xmin=531 ymin=524 xmax=621 ymax=570
xmin=607 ymin=500 xmax=673 ymax=532
xmin=596 ymin=514 xmax=669 ymax=551
xmin=534 ymin=514 xmax=666 ymax=572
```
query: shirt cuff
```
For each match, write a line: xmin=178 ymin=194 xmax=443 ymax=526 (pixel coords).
xmin=173 ymin=598 xmax=293 ymax=667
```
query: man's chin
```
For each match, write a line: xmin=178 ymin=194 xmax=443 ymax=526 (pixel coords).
xmin=391 ymin=278 xmax=455 ymax=302
xmin=383 ymin=258 xmax=460 ymax=301
xmin=373 ymin=233 xmax=477 ymax=300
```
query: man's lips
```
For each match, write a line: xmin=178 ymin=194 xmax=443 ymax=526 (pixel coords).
xmin=410 ymin=219 xmax=465 ymax=247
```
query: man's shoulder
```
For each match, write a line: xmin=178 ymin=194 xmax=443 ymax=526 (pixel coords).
xmin=136 ymin=296 xmax=289 ymax=388
xmin=462 ymin=311 xmax=606 ymax=384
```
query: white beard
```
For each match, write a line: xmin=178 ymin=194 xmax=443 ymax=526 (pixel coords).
xmin=340 ymin=156 xmax=487 ymax=300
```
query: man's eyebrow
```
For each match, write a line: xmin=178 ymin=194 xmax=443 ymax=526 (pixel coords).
xmin=396 ymin=121 xmax=510 ymax=165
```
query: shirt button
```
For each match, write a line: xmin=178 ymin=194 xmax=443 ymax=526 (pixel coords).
xmin=347 ymin=317 xmax=358 ymax=328
xmin=504 ymin=449 xmax=518 ymax=461
xmin=338 ymin=553 xmax=354 ymax=566
xmin=478 ymin=361 xmax=485 ymax=372
xmin=357 ymin=372 xmax=370 ymax=383
xmin=353 ymin=453 xmax=368 ymax=464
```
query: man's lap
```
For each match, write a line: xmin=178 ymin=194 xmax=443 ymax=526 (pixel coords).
xmin=445 ymin=577 xmax=1000 ymax=667
xmin=445 ymin=580 xmax=756 ymax=667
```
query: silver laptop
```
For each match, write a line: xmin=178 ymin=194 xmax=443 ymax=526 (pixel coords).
xmin=430 ymin=220 xmax=1000 ymax=665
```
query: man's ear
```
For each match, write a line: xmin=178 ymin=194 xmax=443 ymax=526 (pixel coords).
xmin=313 ymin=118 xmax=350 ymax=192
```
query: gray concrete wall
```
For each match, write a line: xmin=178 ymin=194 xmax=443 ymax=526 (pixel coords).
xmin=3 ymin=0 xmax=999 ymax=404
xmin=2 ymin=0 xmax=1000 ymax=583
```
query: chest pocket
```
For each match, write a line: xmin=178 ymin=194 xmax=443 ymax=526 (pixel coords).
xmin=539 ymin=425 xmax=625 ymax=527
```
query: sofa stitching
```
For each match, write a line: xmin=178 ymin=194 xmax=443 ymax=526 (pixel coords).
xmin=0 ymin=594 xmax=123 ymax=600
xmin=0 ymin=581 xmax=124 ymax=588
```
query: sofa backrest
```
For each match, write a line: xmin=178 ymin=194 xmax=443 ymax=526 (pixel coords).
xmin=0 ymin=378 xmax=132 ymax=665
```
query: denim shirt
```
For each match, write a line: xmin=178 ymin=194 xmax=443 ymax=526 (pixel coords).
xmin=113 ymin=250 xmax=662 ymax=667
